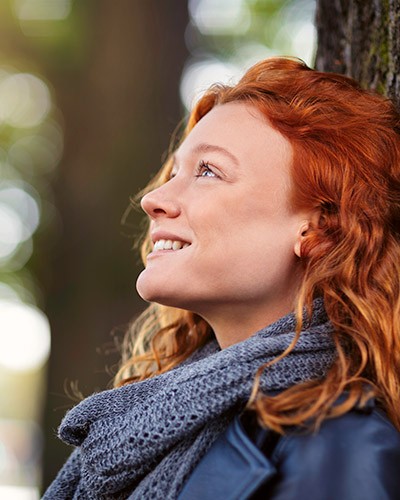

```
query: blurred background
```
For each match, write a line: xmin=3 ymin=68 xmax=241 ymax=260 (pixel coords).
xmin=0 ymin=0 xmax=316 ymax=496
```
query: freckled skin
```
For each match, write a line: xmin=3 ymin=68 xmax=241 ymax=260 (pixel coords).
xmin=137 ymin=102 xmax=310 ymax=347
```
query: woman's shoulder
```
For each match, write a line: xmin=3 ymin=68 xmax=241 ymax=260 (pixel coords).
xmin=178 ymin=400 xmax=400 ymax=500
xmin=243 ymin=398 xmax=400 ymax=463
xmin=244 ymin=401 xmax=400 ymax=500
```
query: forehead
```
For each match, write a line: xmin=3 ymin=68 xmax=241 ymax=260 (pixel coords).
xmin=176 ymin=102 xmax=292 ymax=168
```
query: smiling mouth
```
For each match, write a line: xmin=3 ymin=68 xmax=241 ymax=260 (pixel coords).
xmin=153 ymin=239 xmax=191 ymax=252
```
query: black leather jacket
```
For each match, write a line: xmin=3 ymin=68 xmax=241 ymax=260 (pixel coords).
xmin=179 ymin=400 xmax=400 ymax=499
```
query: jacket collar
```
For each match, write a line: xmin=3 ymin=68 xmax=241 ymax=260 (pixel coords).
xmin=178 ymin=416 xmax=277 ymax=499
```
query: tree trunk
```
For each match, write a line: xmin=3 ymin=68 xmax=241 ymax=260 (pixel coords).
xmin=42 ymin=0 xmax=188 ymax=488
xmin=315 ymin=0 xmax=400 ymax=109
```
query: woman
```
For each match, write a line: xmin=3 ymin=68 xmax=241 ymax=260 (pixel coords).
xmin=44 ymin=58 xmax=400 ymax=499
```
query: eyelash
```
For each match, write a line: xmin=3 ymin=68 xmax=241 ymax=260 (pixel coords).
xmin=195 ymin=160 xmax=218 ymax=178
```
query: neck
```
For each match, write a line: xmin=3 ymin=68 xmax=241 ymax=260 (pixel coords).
xmin=198 ymin=299 xmax=296 ymax=349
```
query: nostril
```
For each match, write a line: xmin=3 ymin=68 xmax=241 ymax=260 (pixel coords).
xmin=153 ymin=208 xmax=167 ymax=214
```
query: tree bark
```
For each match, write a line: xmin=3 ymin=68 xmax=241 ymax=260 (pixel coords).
xmin=315 ymin=0 xmax=400 ymax=109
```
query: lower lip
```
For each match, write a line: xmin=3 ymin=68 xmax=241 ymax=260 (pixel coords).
xmin=146 ymin=247 xmax=190 ymax=260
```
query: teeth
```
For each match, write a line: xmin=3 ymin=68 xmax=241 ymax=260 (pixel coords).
xmin=153 ymin=239 xmax=189 ymax=251
xmin=153 ymin=239 xmax=165 ymax=251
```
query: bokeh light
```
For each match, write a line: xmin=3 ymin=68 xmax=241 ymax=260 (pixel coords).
xmin=9 ymin=124 xmax=64 ymax=176
xmin=13 ymin=0 xmax=72 ymax=21
xmin=0 ymin=182 xmax=40 ymax=268
xmin=0 ymin=183 xmax=40 ymax=239
xmin=189 ymin=0 xmax=251 ymax=35
xmin=0 ymin=485 xmax=39 ymax=500
xmin=0 ymin=204 xmax=24 ymax=260
xmin=0 ymin=73 xmax=51 ymax=129
xmin=0 ymin=300 xmax=50 ymax=372
xmin=180 ymin=58 xmax=240 ymax=109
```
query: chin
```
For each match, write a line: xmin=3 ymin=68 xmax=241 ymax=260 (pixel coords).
xmin=136 ymin=271 xmax=158 ymax=302
xmin=136 ymin=271 xmax=182 ymax=307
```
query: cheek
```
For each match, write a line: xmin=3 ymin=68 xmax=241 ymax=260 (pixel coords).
xmin=197 ymin=221 xmax=297 ymax=284
xmin=207 ymin=208 xmax=299 ymax=279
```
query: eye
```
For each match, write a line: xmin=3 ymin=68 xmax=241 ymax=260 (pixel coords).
xmin=166 ymin=168 xmax=177 ymax=181
xmin=195 ymin=160 xmax=218 ymax=178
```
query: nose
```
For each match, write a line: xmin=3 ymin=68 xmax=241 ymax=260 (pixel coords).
xmin=140 ymin=183 xmax=181 ymax=219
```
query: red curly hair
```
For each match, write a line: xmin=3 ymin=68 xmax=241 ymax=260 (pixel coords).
xmin=115 ymin=58 xmax=400 ymax=433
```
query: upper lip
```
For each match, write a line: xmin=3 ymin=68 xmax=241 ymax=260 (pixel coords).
xmin=150 ymin=230 xmax=191 ymax=245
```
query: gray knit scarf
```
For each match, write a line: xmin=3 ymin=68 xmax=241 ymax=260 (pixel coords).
xmin=43 ymin=300 xmax=335 ymax=500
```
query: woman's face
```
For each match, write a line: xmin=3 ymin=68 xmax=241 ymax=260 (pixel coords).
xmin=137 ymin=102 xmax=308 ymax=333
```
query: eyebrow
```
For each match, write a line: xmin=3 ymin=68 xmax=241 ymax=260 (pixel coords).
xmin=174 ymin=143 xmax=240 ymax=167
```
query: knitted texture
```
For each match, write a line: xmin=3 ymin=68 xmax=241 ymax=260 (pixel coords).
xmin=43 ymin=300 xmax=335 ymax=499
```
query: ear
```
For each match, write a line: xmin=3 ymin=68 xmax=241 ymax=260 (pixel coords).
xmin=294 ymin=221 xmax=310 ymax=258
xmin=294 ymin=210 xmax=321 ymax=258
